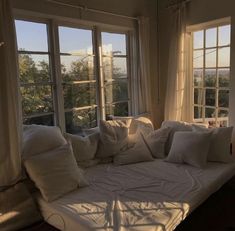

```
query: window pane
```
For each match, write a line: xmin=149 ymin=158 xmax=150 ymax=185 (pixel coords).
xmin=63 ymin=83 xmax=96 ymax=109
xmin=65 ymin=108 xmax=97 ymax=133
xmin=218 ymin=25 xmax=230 ymax=46
xmin=21 ymin=86 xmax=53 ymax=116
xmin=15 ymin=20 xmax=48 ymax=52
xmin=193 ymin=50 xmax=203 ymax=68
xmin=102 ymin=32 xmax=126 ymax=55
xmin=218 ymin=68 xmax=230 ymax=87
xmin=205 ymin=89 xmax=216 ymax=106
xmin=106 ymin=102 xmax=128 ymax=117
xmin=218 ymin=90 xmax=229 ymax=107
xmin=105 ymin=80 xmax=128 ymax=103
xmin=19 ymin=54 xmax=50 ymax=83
xmin=193 ymin=69 xmax=203 ymax=87
xmin=205 ymin=28 xmax=217 ymax=48
xmin=193 ymin=31 xmax=203 ymax=49
xmin=218 ymin=47 xmax=230 ymax=67
xmin=205 ymin=49 xmax=216 ymax=67
xmin=205 ymin=69 xmax=216 ymax=87
xmin=60 ymin=55 xmax=95 ymax=81
xmin=59 ymin=27 xmax=93 ymax=54
xmin=23 ymin=114 xmax=54 ymax=126
xmin=218 ymin=109 xmax=228 ymax=118
xmin=194 ymin=106 xmax=203 ymax=119
xmin=205 ymin=107 xmax=216 ymax=118
xmin=194 ymin=88 xmax=203 ymax=105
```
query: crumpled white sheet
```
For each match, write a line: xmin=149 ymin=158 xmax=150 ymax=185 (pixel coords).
xmin=37 ymin=160 xmax=235 ymax=231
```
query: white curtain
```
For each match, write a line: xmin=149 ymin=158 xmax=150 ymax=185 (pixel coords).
xmin=136 ymin=16 xmax=152 ymax=116
xmin=164 ymin=2 xmax=192 ymax=122
xmin=0 ymin=0 xmax=21 ymax=187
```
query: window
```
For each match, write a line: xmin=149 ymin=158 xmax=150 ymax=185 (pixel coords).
xmin=15 ymin=19 xmax=132 ymax=133
xmin=192 ymin=23 xmax=231 ymax=127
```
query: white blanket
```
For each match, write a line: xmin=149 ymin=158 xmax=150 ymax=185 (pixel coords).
xmin=37 ymin=160 xmax=235 ymax=231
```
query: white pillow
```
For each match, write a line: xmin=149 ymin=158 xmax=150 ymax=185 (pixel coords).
xmin=192 ymin=125 xmax=234 ymax=163
xmin=166 ymin=131 xmax=212 ymax=168
xmin=65 ymin=132 xmax=99 ymax=162
xmin=113 ymin=133 xmax=154 ymax=165
xmin=142 ymin=127 xmax=172 ymax=158
xmin=22 ymin=125 xmax=67 ymax=158
xmin=24 ymin=143 xmax=87 ymax=202
xmin=96 ymin=119 xmax=132 ymax=158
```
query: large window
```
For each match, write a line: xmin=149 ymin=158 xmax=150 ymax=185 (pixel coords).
xmin=15 ymin=19 xmax=132 ymax=133
xmin=192 ymin=24 xmax=231 ymax=127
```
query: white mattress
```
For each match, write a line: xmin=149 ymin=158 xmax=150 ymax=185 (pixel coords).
xmin=37 ymin=160 xmax=235 ymax=231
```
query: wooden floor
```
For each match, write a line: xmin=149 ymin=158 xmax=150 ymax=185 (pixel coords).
xmin=21 ymin=176 xmax=235 ymax=231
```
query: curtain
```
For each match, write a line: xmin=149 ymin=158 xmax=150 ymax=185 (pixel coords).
xmin=164 ymin=2 xmax=192 ymax=122
xmin=136 ymin=16 xmax=152 ymax=116
xmin=0 ymin=0 xmax=21 ymax=187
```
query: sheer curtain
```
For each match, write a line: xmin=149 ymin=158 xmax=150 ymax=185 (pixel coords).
xmin=164 ymin=2 xmax=192 ymax=122
xmin=0 ymin=0 xmax=21 ymax=187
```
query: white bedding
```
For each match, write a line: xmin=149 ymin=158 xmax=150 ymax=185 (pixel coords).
xmin=37 ymin=160 xmax=235 ymax=231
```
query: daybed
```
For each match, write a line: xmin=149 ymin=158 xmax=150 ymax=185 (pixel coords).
xmin=22 ymin=119 xmax=235 ymax=231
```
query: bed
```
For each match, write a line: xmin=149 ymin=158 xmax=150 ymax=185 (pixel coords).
xmin=37 ymin=159 xmax=235 ymax=231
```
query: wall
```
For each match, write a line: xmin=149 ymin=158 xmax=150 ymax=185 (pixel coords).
xmin=12 ymin=0 xmax=161 ymax=127
xmin=158 ymin=0 xmax=235 ymax=153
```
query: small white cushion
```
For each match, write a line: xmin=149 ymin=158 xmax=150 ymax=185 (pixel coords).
xmin=65 ymin=132 xmax=99 ymax=162
xmin=113 ymin=133 xmax=154 ymax=165
xmin=192 ymin=125 xmax=234 ymax=163
xmin=96 ymin=119 xmax=132 ymax=158
xmin=24 ymin=143 xmax=87 ymax=202
xmin=166 ymin=131 xmax=212 ymax=168
xmin=22 ymin=125 xmax=67 ymax=158
xmin=142 ymin=127 xmax=172 ymax=158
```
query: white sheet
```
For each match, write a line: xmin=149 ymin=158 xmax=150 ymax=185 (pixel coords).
xmin=37 ymin=160 xmax=235 ymax=231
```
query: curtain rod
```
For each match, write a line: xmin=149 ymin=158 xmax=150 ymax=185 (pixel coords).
xmin=166 ymin=0 xmax=191 ymax=9
xmin=46 ymin=0 xmax=138 ymax=21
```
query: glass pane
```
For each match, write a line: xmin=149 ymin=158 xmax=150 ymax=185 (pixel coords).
xmin=105 ymin=80 xmax=128 ymax=103
xmin=193 ymin=31 xmax=203 ymax=49
xmin=194 ymin=88 xmax=203 ymax=105
xmin=194 ymin=106 xmax=203 ymax=119
xmin=106 ymin=102 xmax=128 ymax=117
xmin=205 ymin=89 xmax=216 ymax=106
xmin=205 ymin=69 xmax=216 ymax=87
xmin=102 ymin=32 xmax=126 ymax=55
xmin=59 ymin=27 xmax=93 ymax=54
xmin=193 ymin=69 xmax=203 ymax=87
xmin=218 ymin=68 xmax=230 ymax=87
xmin=205 ymin=49 xmax=216 ymax=67
xmin=218 ymin=109 xmax=228 ymax=118
xmin=60 ymin=55 xmax=95 ymax=81
xmin=65 ymin=108 xmax=97 ymax=133
xmin=19 ymin=54 xmax=50 ymax=83
xmin=63 ymin=83 xmax=96 ymax=109
xmin=15 ymin=20 xmax=48 ymax=52
xmin=218 ymin=25 xmax=231 ymax=46
xmin=218 ymin=47 xmax=230 ymax=67
xmin=218 ymin=90 xmax=229 ymax=107
xmin=20 ymin=86 xmax=53 ymax=116
xmin=193 ymin=50 xmax=203 ymax=68
xmin=23 ymin=114 xmax=54 ymax=126
xmin=205 ymin=107 xmax=216 ymax=118
xmin=205 ymin=28 xmax=217 ymax=48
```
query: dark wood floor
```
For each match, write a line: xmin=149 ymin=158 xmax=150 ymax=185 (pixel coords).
xmin=22 ymin=176 xmax=235 ymax=231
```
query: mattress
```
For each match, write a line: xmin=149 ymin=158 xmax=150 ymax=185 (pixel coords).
xmin=37 ymin=160 xmax=235 ymax=231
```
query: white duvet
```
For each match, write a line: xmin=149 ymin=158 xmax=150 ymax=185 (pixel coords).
xmin=37 ymin=160 xmax=235 ymax=231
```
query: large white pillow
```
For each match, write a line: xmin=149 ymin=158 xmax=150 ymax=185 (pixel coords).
xmin=22 ymin=125 xmax=67 ymax=158
xmin=166 ymin=131 xmax=212 ymax=168
xmin=65 ymin=132 xmax=99 ymax=162
xmin=113 ymin=133 xmax=154 ymax=165
xmin=96 ymin=119 xmax=132 ymax=158
xmin=192 ymin=125 xmax=234 ymax=163
xmin=142 ymin=127 xmax=172 ymax=158
xmin=24 ymin=143 xmax=87 ymax=202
